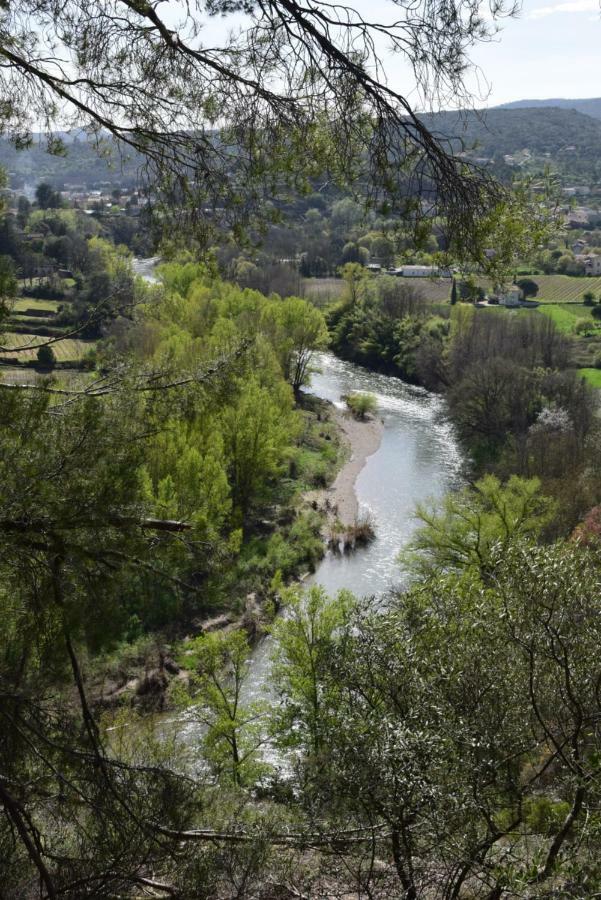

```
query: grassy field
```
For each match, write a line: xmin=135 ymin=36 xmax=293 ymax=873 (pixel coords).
xmin=579 ymin=367 xmax=601 ymax=388
xmin=302 ymin=278 xmax=346 ymax=307
xmin=12 ymin=298 xmax=60 ymax=313
xmin=0 ymin=333 xmax=91 ymax=362
xmin=538 ymin=304 xmax=598 ymax=334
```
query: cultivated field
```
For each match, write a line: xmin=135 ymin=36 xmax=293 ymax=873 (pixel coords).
xmin=12 ymin=297 xmax=60 ymax=313
xmin=524 ymin=275 xmax=601 ymax=303
xmin=538 ymin=304 xmax=598 ymax=334
xmin=0 ymin=333 xmax=91 ymax=362
xmin=302 ymin=273 xmax=601 ymax=308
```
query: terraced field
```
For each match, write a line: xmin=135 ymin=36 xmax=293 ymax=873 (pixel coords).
xmin=12 ymin=297 xmax=60 ymax=313
xmin=0 ymin=333 xmax=91 ymax=362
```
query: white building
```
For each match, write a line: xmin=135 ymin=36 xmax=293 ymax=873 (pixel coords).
xmin=498 ymin=285 xmax=523 ymax=307
xmin=396 ymin=265 xmax=447 ymax=278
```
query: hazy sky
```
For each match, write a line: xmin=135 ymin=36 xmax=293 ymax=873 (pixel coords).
xmin=195 ymin=0 xmax=601 ymax=109
xmin=351 ymin=0 xmax=601 ymax=107
xmin=468 ymin=0 xmax=601 ymax=105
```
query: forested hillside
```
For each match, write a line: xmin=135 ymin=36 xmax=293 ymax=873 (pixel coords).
xmin=419 ymin=106 xmax=601 ymax=171
xmin=498 ymin=96 xmax=601 ymax=120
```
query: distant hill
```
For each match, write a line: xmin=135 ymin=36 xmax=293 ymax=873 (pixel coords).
xmin=2 ymin=104 xmax=601 ymax=192
xmin=417 ymin=107 xmax=601 ymax=169
xmin=496 ymin=98 xmax=601 ymax=121
xmin=0 ymin=136 xmax=142 ymax=190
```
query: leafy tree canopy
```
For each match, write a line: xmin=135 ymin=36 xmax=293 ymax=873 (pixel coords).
xmin=0 ymin=0 xmax=517 ymax=253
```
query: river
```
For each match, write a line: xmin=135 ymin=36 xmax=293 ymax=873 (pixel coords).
xmin=303 ymin=352 xmax=462 ymax=597
xmin=132 ymin=259 xmax=463 ymax=747
xmin=237 ymin=351 xmax=462 ymax=714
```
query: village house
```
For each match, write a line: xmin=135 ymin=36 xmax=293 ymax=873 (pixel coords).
xmin=575 ymin=253 xmax=601 ymax=276
xmin=395 ymin=264 xmax=450 ymax=278
xmin=497 ymin=284 xmax=523 ymax=307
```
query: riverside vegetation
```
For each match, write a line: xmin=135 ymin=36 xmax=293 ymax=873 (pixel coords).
xmin=3 ymin=0 xmax=601 ymax=895
xmin=3 ymin=206 xmax=601 ymax=900
xmin=330 ymin=263 xmax=601 ymax=534
xmin=4 ymin=253 xmax=601 ymax=897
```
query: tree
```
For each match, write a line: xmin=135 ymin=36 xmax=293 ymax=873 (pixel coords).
xmin=271 ymin=585 xmax=355 ymax=758
xmin=294 ymin=541 xmax=601 ymax=898
xmin=592 ymin=304 xmax=601 ymax=320
xmin=36 ymin=343 xmax=56 ymax=369
xmin=16 ymin=194 xmax=31 ymax=228
xmin=221 ymin=376 xmax=297 ymax=522
xmin=0 ymin=254 xmax=17 ymax=324
xmin=450 ymin=276 xmax=458 ymax=304
xmin=186 ymin=630 xmax=268 ymax=787
xmin=516 ymin=277 xmax=539 ymax=298
xmin=263 ymin=297 xmax=329 ymax=394
xmin=35 ymin=181 xmax=61 ymax=210
xmin=0 ymin=1 xmax=511 ymax=254
xmin=403 ymin=474 xmax=556 ymax=578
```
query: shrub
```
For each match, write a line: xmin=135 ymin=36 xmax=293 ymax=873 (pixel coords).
xmin=36 ymin=343 xmax=56 ymax=369
xmin=574 ymin=318 xmax=592 ymax=335
xmin=349 ymin=513 xmax=376 ymax=545
xmin=583 ymin=291 xmax=597 ymax=305
xmin=516 ymin=278 xmax=539 ymax=298
xmin=592 ymin=305 xmax=601 ymax=320
xmin=344 ymin=392 xmax=377 ymax=420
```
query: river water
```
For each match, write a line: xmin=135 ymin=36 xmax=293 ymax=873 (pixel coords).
xmin=304 ymin=353 xmax=462 ymax=597
xmin=132 ymin=259 xmax=463 ymax=745
xmin=238 ymin=351 xmax=463 ymax=712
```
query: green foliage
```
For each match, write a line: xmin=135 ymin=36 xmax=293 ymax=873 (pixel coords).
xmin=344 ymin=391 xmax=377 ymax=420
xmin=329 ymin=272 xmax=449 ymax=388
xmin=35 ymin=181 xmax=62 ymax=210
xmin=36 ymin=342 xmax=56 ymax=368
xmin=271 ymin=585 xmax=355 ymax=757
xmin=221 ymin=376 xmax=298 ymax=522
xmin=269 ymin=540 xmax=601 ymax=896
xmin=524 ymin=797 xmax=572 ymax=837
xmin=185 ymin=630 xmax=269 ymax=787
xmin=403 ymin=474 xmax=556 ymax=578
xmin=579 ymin=367 xmax=601 ymax=387
xmin=516 ymin=277 xmax=539 ymax=298
xmin=261 ymin=295 xmax=328 ymax=392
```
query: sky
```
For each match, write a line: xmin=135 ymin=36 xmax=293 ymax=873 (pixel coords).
xmin=467 ymin=0 xmax=601 ymax=105
xmin=194 ymin=0 xmax=601 ymax=110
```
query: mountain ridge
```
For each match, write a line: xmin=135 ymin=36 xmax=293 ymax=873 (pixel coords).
xmin=495 ymin=97 xmax=601 ymax=121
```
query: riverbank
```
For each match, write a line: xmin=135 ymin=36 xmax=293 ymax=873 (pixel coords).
xmin=92 ymin=393 xmax=351 ymax=712
xmin=326 ymin=408 xmax=384 ymax=525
